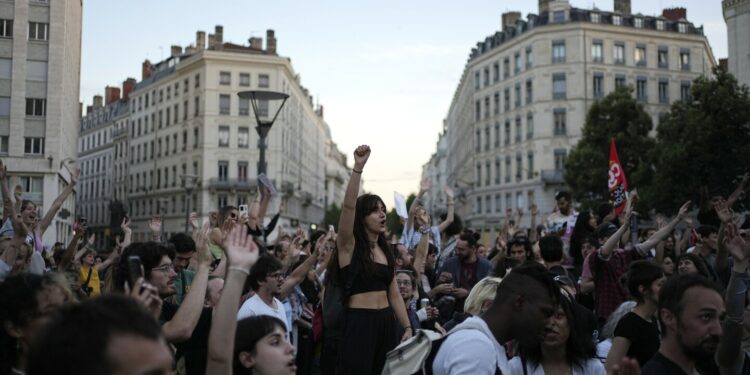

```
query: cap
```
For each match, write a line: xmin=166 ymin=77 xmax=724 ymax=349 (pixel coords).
xmin=596 ymin=222 xmax=618 ymax=238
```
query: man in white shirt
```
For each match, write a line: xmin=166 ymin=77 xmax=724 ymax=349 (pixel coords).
xmin=433 ymin=263 xmax=559 ymax=375
xmin=237 ymin=255 xmax=290 ymax=335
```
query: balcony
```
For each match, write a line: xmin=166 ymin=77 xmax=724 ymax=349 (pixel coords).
xmin=208 ymin=178 xmax=255 ymax=192
xmin=541 ymin=169 xmax=564 ymax=185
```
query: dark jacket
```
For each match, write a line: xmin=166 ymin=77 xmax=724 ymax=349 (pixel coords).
xmin=437 ymin=256 xmax=494 ymax=290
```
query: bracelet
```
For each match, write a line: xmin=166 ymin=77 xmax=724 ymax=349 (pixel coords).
xmin=228 ymin=266 xmax=250 ymax=275
xmin=352 ymin=168 xmax=362 ymax=174
xmin=404 ymin=325 xmax=412 ymax=330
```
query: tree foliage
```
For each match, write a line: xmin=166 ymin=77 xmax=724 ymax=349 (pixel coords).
xmin=645 ymin=66 xmax=750 ymax=213
xmin=323 ymin=203 xmax=342 ymax=229
xmin=565 ymin=86 xmax=655 ymax=210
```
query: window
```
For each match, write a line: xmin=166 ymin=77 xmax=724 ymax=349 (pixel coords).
xmin=553 ymin=10 xmax=565 ymax=23
xmin=219 ymin=94 xmax=230 ymax=115
xmin=525 ymin=80 xmax=533 ymax=104
xmin=258 ymin=74 xmax=270 ymax=88
xmin=552 ymin=41 xmax=566 ymax=63
xmin=0 ymin=136 xmax=7 ymax=153
xmin=678 ymin=23 xmax=687 ymax=33
xmin=218 ymin=126 xmax=229 ymax=147
xmin=195 ymin=73 xmax=200 ymax=88
xmin=484 ymin=126 xmax=490 ymax=150
xmin=495 ymin=194 xmax=502 ymax=212
xmin=527 ymin=153 xmax=535 ymax=180
xmin=475 ymin=197 xmax=482 ymax=214
xmin=240 ymin=73 xmax=250 ymax=87
xmin=238 ymin=127 xmax=249 ymax=148
xmin=485 ymin=195 xmax=491 ymax=214
xmin=475 ymin=101 xmax=481 ymax=121
xmin=193 ymin=128 xmax=199 ymax=148
xmin=593 ymin=73 xmax=604 ymax=98
xmin=483 ymin=67 xmax=490 ymax=87
xmin=0 ymin=59 xmax=11 ymax=79
xmin=658 ymin=47 xmax=669 ymax=68
xmin=28 ymin=22 xmax=48 ymax=41
xmin=184 ymin=100 xmax=189 ymax=120
xmin=493 ymin=63 xmax=499 ymax=82
xmin=474 ymin=72 xmax=480 ymax=91
xmin=495 ymin=159 xmax=501 ymax=185
xmin=494 ymin=122 xmax=500 ymax=147
xmin=634 ymin=17 xmax=643 ymax=28
xmin=503 ymin=58 xmax=510 ymax=79
xmin=25 ymin=98 xmax=46 ymax=117
xmin=484 ymin=96 xmax=490 ymax=118
xmin=614 ymin=43 xmax=625 ymax=64
xmin=615 ymin=75 xmax=626 ymax=89
xmin=656 ymin=19 xmax=665 ymax=31
xmin=24 ymin=137 xmax=44 ymax=154
xmin=184 ymin=78 xmax=189 ymax=92
xmin=503 ymin=88 xmax=510 ymax=112
xmin=485 ymin=161 xmax=491 ymax=186
xmin=476 ymin=163 xmax=482 ymax=187
xmin=182 ymin=131 xmax=187 ymax=151
xmin=553 ymin=109 xmax=566 ymax=136
xmin=166 ymin=86 xmax=171 ymax=100
xmin=505 ymin=158 xmax=511 ymax=183
xmin=680 ymin=81 xmax=691 ymax=102
xmin=257 ymin=100 xmax=268 ymax=117
xmin=636 ymin=77 xmax=647 ymax=102
xmin=515 ymin=154 xmax=522 ymax=181
xmin=680 ymin=50 xmax=690 ymax=71
xmin=0 ymin=97 xmax=9 ymax=117
xmin=525 ymin=46 xmax=533 ymax=68
xmin=239 ymin=98 xmax=250 ymax=116
xmin=165 ymin=108 xmax=170 ymax=126
xmin=0 ymin=19 xmax=12 ymax=38
xmin=526 ymin=112 xmax=534 ymax=140
xmin=515 ymin=117 xmax=522 ymax=143
xmin=194 ymin=96 xmax=200 ymax=116
xmin=514 ymin=53 xmax=521 ymax=74
xmin=504 ymin=120 xmax=510 ymax=146
xmin=26 ymin=61 xmax=47 ymax=81
xmin=238 ymin=162 xmax=248 ymax=182
xmin=591 ymin=12 xmax=600 ymax=23
xmin=591 ymin=41 xmax=603 ymax=63
xmin=173 ymin=134 xmax=177 ymax=154
xmin=159 ymin=89 xmax=163 ymax=103
xmin=514 ymin=84 xmax=521 ymax=108
xmin=613 ymin=15 xmax=622 ymax=26
xmin=552 ymin=73 xmax=566 ymax=99
xmin=219 ymin=71 xmax=231 ymax=85
xmin=218 ymin=161 xmax=229 ymax=182
xmin=494 ymin=93 xmax=500 ymax=115
xmin=658 ymin=80 xmax=669 ymax=103
xmin=554 ymin=149 xmax=567 ymax=170
xmin=165 ymin=137 xmax=170 ymax=156
xmin=635 ymin=45 xmax=646 ymax=66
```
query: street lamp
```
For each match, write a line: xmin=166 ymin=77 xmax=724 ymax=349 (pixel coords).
xmin=237 ymin=90 xmax=289 ymax=175
xmin=181 ymin=174 xmax=198 ymax=234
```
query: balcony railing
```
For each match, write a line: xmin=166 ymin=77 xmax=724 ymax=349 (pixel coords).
xmin=541 ymin=169 xmax=564 ymax=185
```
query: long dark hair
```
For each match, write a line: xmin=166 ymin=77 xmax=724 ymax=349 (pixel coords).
xmin=327 ymin=194 xmax=394 ymax=285
xmin=518 ymin=296 xmax=597 ymax=370
xmin=569 ymin=211 xmax=595 ymax=267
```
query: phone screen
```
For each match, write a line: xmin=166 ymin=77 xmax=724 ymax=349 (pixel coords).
xmin=127 ymin=256 xmax=143 ymax=287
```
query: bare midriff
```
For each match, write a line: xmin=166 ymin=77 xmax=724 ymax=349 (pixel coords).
xmin=348 ymin=291 xmax=390 ymax=309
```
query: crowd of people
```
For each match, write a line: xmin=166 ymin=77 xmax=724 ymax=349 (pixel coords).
xmin=0 ymin=149 xmax=749 ymax=375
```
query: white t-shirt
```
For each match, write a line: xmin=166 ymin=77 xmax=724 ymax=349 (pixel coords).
xmin=237 ymin=294 xmax=291 ymax=335
xmin=508 ymin=357 xmax=606 ymax=375
xmin=433 ymin=316 xmax=509 ymax=375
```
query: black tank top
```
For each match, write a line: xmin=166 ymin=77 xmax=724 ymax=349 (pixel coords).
xmin=342 ymin=263 xmax=393 ymax=295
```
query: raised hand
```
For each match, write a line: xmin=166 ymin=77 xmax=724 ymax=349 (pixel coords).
xmin=193 ymin=222 xmax=213 ymax=266
xmin=149 ymin=215 xmax=162 ymax=233
xmin=530 ymin=203 xmax=538 ymax=216
xmin=189 ymin=212 xmax=199 ymax=231
xmin=353 ymin=145 xmax=371 ymax=170
xmin=677 ymin=201 xmax=691 ymax=220
xmin=222 ymin=224 xmax=259 ymax=270
xmin=127 ymin=277 xmax=162 ymax=320
xmin=444 ymin=186 xmax=454 ymax=199
xmin=87 ymin=233 xmax=96 ymax=246
xmin=70 ymin=168 xmax=80 ymax=185
xmin=0 ymin=159 xmax=6 ymax=180
xmin=120 ymin=216 xmax=131 ymax=233
xmin=714 ymin=199 xmax=733 ymax=224
xmin=724 ymin=223 xmax=750 ymax=263
xmin=419 ymin=178 xmax=430 ymax=194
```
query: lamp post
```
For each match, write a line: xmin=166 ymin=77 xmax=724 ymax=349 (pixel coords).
xmin=237 ymin=90 xmax=289 ymax=175
xmin=181 ymin=175 xmax=197 ymax=234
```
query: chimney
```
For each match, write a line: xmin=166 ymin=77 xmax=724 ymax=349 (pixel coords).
xmin=142 ymin=60 xmax=153 ymax=80
xmin=185 ymin=46 xmax=196 ymax=54
xmin=122 ymin=78 xmax=136 ymax=101
xmin=266 ymin=29 xmax=277 ymax=54
xmin=86 ymin=105 xmax=93 ymax=114
xmin=318 ymin=105 xmax=324 ymax=118
xmin=104 ymin=86 xmax=121 ymax=105
xmin=662 ymin=7 xmax=687 ymax=21
xmin=502 ymin=11 xmax=522 ymax=29
xmin=93 ymin=95 xmax=103 ymax=108
xmin=208 ymin=33 xmax=215 ymax=49
xmin=249 ymin=37 xmax=263 ymax=50
xmin=170 ymin=45 xmax=182 ymax=57
xmin=214 ymin=25 xmax=223 ymax=50
xmin=539 ymin=0 xmax=551 ymax=14
xmin=614 ymin=0 xmax=631 ymax=14
xmin=196 ymin=31 xmax=206 ymax=50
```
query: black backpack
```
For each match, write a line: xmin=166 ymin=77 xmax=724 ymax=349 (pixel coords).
xmin=321 ymin=251 xmax=359 ymax=341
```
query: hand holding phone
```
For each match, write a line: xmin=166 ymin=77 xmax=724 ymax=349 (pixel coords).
xmin=127 ymin=256 xmax=144 ymax=289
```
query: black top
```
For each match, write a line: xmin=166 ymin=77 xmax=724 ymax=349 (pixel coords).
xmin=642 ymin=352 xmax=687 ymax=375
xmin=343 ymin=263 xmax=393 ymax=295
xmin=613 ymin=311 xmax=660 ymax=367
xmin=160 ymin=302 xmax=213 ymax=375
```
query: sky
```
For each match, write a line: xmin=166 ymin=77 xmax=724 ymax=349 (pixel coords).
xmin=81 ymin=0 xmax=727 ymax=204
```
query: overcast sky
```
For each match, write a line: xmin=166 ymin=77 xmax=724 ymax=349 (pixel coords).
xmin=81 ymin=0 xmax=727 ymax=205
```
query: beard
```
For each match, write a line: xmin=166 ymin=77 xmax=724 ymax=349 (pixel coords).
xmin=677 ymin=328 xmax=719 ymax=362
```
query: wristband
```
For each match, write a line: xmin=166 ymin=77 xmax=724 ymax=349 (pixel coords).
xmin=228 ymin=266 xmax=250 ymax=275
xmin=352 ymin=168 xmax=362 ymax=174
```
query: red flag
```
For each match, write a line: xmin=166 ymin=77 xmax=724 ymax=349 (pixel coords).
xmin=608 ymin=138 xmax=628 ymax=215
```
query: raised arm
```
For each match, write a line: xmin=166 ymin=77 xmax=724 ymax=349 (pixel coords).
xmin=638 ymin=201 xmax=690 ymax=252
xmin=600 ymin=197 xmax=634 ymax=259
xmin=529 ymin=204 xmax=539 ymax=244
xmin=162 ymin=223 xmax=212 ymax=343
xmin=336 ymin=145 xmax=369 ymax=267
xmin=205 ymin=224 xmax=259 ymax=375
xmin=436 ymin=186 xmax=455 ymax=233
xmin=255 ymin=187 xmax=272 ymax=228
xmin=59 ymin=227 xmax=85 ymax=271
xmin=726 ymin=174 xmax=749 ymax=208
xmin=406 ymin=179 xmax=429 ymax=233
xmin=413 ymin=226 xmax=430 ymax=282
xmin=148 ymin=215 xmax=162 ymax=242
xmin=715 ymin=199 xmax=736 ymax=272
xmin=279 ymin=237 xmax=321 ymax=299
xmin=38 ymin=169 xmax=79 ymax=234
xmin=716 ymin=223 xmax=750 ymax=371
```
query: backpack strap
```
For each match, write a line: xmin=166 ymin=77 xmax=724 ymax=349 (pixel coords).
xmin=446 ymin=320 xmax=505 ymax=374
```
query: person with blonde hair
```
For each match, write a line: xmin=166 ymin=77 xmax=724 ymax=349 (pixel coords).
xmin=444 ymin=276 xmax=502 ymax=330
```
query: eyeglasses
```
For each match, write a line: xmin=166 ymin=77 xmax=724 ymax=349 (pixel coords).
xmin=152 ymin=264 xmax=175 ymax=273
xmin=396 ymin=280 xmax=413 ymax=287
xmin=267 ymin=272 xmax=284 ymax=279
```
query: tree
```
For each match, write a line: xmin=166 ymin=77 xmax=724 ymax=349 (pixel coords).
xmin=565 ymin=86 xmax=656 ymax=210
xmin=323 ymin=203 xmax=341 ymax=230
xmin=646 ymin=66 xmax=750 ymax=214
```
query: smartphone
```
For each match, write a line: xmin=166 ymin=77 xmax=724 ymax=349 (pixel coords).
xmin=239 ymin=204 xmax=248 ymax=215
xmin=328 ymin=225 xmax=334 ymax=232
xmin=127 ymin=256 xmax=143 ymax=288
